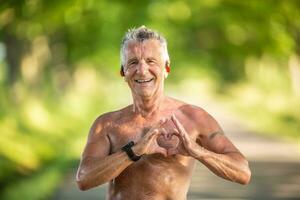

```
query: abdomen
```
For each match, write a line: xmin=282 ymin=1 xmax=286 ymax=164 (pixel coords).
xmin=109 ymin=155 xmax=195 ymax=200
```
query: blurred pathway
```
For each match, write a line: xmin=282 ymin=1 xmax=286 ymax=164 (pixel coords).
xmin=187 ymin=102 xmax=300 ymax=200
xmin=52 ymin=99 xmax=300 ymax=200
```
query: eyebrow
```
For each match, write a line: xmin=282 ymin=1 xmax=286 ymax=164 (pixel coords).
xmin=127 ymin=58 xmax=138 ymax=64
xmin=127 ymin=56 xmax=157 ymax=64
xmin=146 ymin=57 xmax=157 ymax=61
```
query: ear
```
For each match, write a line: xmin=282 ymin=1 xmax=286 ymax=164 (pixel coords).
xmin=164 ymin=63 xmax=170 ymax=78
xmin=120 ymin=65 xmax=125 ymax=77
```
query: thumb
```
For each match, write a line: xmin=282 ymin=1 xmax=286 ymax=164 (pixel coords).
xmin=172 ymin=128 xmax=180 ymax=135
xmin=156 ymin=147 xmax=168 ymax=157
xmin=148 ymin=129 xmax=159 ymax=140
xmin=168 ymin=148 xmax=178 ymax=156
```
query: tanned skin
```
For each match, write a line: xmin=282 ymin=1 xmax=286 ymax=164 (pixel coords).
xmin=76 ymin=39 xmax=251 ymax=200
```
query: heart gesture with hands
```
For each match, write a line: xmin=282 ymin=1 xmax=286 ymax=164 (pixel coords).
xmin=166 ymin=114 xmax=198 ymax=157
xmin=133 ymin=114 xmax=198 ymax=158
xmin=156 ymin=114 xmax=198 ymax=157
xmin=132 ymin=118 xmax=169 ymax=157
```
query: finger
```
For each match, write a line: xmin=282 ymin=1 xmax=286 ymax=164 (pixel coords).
xmin=168 ymin=148 xmax=178 ymax=156
xmin=147 ymin=129 xmax=160 ymax=140
xmin=158 ymin=118 xmax=168 ymax=128
xmin=146 ymin=118 xmax=169 ymax=139
xmin=172 ymin=128 xmax=189 ymax=145
xmin=151 ymin=118 xmax=167 ymax=132
xmin=149 ymin=119 xmax=165 ymax=133
xmin=156 ymin=147 xmax=168 ymax=157
xmin=172 ymin=129 xmax=182 ymax=137
xmin=172 ymin=128 xmax=179 ymax=134
xmin=171 ymin=115 xmax=186 ymax=133
xmin=144 ymin=129 xmax=159 ymax=141
xmin=172 ymin=128 xmax=184 ymax=138
xmin=159 ymin=128 xmax=168 ymax=139
xmin=172 ymin=131 xmax=185 ymax=143
xmin=161 ymin=128 xmax=167 ymax=134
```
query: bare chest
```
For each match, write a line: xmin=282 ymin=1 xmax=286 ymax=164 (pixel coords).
xmin=108 ymin=119 xmax=153 ymax=153
xmin=108 ymin=115 xmax=198 ymax=154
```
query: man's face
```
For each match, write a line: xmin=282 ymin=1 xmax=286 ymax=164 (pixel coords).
xmin=123 ymin=39 xmax=167 ymax=98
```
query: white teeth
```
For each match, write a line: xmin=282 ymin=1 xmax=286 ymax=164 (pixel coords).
xmin=135 ymin=78 xmax=153 ymax=83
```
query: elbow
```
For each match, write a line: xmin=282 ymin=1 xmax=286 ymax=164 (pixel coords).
xmin=76 ymin=177 xmax=89 ymax=191
xmin=77 ymin=181 xmax=88 ymax=191
xmin=238 ymin=164 xmax=251 ymax=185
xmin=77 ymin=183 xmax=87 ymax=191
xmin=76 ymin=171 xmax=90 ymax=191
xmin=238 ymin=171 xmax=251 ymax=185
xmin=76 ymin=170 xmax=108 ymax=191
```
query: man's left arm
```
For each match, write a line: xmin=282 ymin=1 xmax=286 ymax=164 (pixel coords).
xmin=171 ymin=113 xmax=251 ymax=185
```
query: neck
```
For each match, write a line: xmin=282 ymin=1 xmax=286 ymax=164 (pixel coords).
xmin=132 ymin=91 xmax=165 ymax=118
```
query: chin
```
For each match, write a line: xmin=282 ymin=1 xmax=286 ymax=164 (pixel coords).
xmin=136 ymin=89 xmax=155 ymax=98
xmin=138 ymin=92 xmax=153 ymax=98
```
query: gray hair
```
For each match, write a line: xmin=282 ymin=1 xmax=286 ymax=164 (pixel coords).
xmin=120 ymin=26 xmax=170 ymax=67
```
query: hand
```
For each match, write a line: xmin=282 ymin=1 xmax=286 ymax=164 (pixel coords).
xmin=167 ymin=114 xmax=197 ymax=157
xmin=157 ymin=118 xmax=179 ymax=150
xmin=133 ymin=119 xmax=168 ymax=157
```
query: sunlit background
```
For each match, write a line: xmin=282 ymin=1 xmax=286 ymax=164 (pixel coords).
xmin=1 ymin=0 xmax=300 ymax=199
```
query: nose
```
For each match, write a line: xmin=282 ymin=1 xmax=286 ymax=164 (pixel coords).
xmin=136 ymin=60 xmax=148 ymax=75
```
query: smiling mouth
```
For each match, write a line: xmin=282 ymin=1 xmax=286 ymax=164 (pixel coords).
xmin=134 ymin=78 xmax=154 ymax=84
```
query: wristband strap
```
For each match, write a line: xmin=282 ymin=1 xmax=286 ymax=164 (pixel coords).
xmin=121 ymin=141 xmax=141 ymax=161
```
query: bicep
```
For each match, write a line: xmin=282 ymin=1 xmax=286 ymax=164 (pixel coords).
xmin=82 ymin=135 xmax=111 ymax=159
xmin=203 ymin=132 xmax=239 ymax=154
xmin=197 ymin=113 xmax=240 ymax=155
xmin=81 ymin=118 xmax=111 ymax=159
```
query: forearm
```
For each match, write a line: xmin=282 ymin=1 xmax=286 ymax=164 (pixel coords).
xmin=76 ymin=151 xmax=133 ymax=190
xmin=191 ymin=145 xmax=251 ymax=184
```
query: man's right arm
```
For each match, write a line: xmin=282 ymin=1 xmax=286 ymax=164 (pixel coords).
xmin=76 ymin=114 xmax=167 ymax=191
xmin=76 ymin=114 xmax=134 ymax=191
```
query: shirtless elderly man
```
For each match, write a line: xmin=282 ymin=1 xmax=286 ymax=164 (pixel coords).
xmin=76 ymin=26 xmax=251 ymax=200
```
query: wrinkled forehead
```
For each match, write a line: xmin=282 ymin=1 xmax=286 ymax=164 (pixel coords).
xmin=124 ymin=39 xmax=163 ymax=60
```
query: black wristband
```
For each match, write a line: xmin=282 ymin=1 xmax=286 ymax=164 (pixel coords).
xmin=121 ymin=141 xmax=141 ymax=161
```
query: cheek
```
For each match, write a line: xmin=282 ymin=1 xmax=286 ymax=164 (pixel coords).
xmin=151 ymin=67 xmax=164 ymax=76
xmin=124 ymin=71 xmax=138 ymax=86
xmin=124 ymin=69 xmax=134 ymax=79
xmin=123 ymin=73 xmax=132 ymax=83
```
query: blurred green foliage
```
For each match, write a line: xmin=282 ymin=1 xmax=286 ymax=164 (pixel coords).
xmin=0 ymin=0 xmax=300 ymax=199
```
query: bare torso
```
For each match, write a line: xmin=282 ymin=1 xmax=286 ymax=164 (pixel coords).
xmin=106 ymin=98 xmax=199 ymax=200
xmin=76 ymin=34 xmax=251 ymax=197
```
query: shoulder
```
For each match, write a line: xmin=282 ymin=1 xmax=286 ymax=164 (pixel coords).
xmin=89 ymin=105 xmax=132 ymax=138
xmin=95 ymin=104 xmax=133 ymax=123
xmin=170 ymin=98 xmax=210 ymax=122
xmin=172 ymin=99 xmax=220 ymax=134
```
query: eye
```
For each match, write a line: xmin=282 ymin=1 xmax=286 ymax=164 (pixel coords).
xmin=127 ymin=60 xmax=138 ymax=68
xmin=147 ymin=59 xmax=156 ymax=65
xmin=130 ymin=61 xmax=138 ymax=65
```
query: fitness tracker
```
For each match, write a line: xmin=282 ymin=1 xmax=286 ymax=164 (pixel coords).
xmin=121 ymin=141 xmax=142 ymax=161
